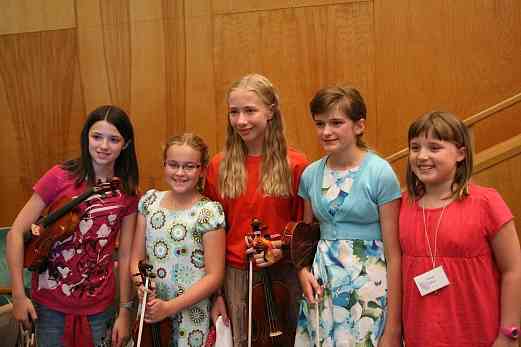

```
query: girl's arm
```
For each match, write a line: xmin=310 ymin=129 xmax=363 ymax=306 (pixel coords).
xmin=145 ymin=228 xmax=226 ymax=323
xmin=297 ymin=199 xmax=321 ymax=303
xmin=129 ymin=213 xmax=146 ymax=288
xmin=302 ymin=199 xmax=314 ymax=224
xmin=6 ymin=193 xmax=47 ymax=327
xmin=378 ymin=199 xmax=402 ymax=346
xmin=112 ymin=212 xmax=137 ymax=347
xmin=490 ymin=220 xmax=521 ymax=346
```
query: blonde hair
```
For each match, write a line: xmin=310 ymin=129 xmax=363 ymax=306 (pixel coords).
xmin=219 ymin=73 xmax=292 ymax=198
xmin=406 ymin=111 xmax=474 ymax=200
xmin=163 ymin=133 xmax=209 ymax=192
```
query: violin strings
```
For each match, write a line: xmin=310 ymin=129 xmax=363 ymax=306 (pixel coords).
xmin=152 ymin=323 xmax=161 ymax=347
xmin=263 ymin=271 xmax=282 ymax=337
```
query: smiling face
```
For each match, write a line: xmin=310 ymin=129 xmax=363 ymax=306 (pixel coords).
xmin=313 ymin=109 xmax=365 ymax=155
xmin=164 ymin=144 xmax=204 ymax=195
xmin=88 ymin=120 xmax=125 ymax=174
xmin=228 ymin=88 xmax=273 ymax=155
xmin=409 ymin=131 xmax=466 ymax=193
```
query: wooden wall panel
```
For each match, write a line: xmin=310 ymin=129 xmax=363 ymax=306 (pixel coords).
xmin=163 ymin=0 xmax=187 ymax=138
xmin=473 ymin=154 xmax=521 ymax=230
xmin=129 ymin=0 xmax=168 ymax=190
xmin=0 ymin=0 xmax=76 ymax=35
xmin=472 ymin=103 xmax=521 ymax=153
xmin=0 ymin=29 xmax=81 ymax=226
xmin=0 ymin=0 xmax=520 ymax=228
xmin=212 ymin=0 xmax=365 ymax=14
xmin=77 ymin=0 xmax=186 ymax=191
xmin=213 ymin=1 xmax=374 ymax=160
xmin=185 ymin=0 xmax=218 ymax=154
xmin=374 ymin=0 xmax=521 ymax=156
xmin=76 ymin=0 xmax=112 ymax=109
xmin=100 ymin=0 xmax=132 ymax=112
xmin=213 ymin=0 xmax=294 ymax=14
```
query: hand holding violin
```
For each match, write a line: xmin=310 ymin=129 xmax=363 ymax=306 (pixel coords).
xmin=245 ymin=234 xmax=283 ymax=267
xmin=11 ymin=295 xmax=38 ymax=330
xmin=144 ymin=298 xmax=173 ymax=324
xmin=133 ymin=277 xmax=157 ymax=302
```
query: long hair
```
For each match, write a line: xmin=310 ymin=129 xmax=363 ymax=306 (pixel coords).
xmin=309 ymin=86 xmax=368 ymax=150
xmin=219 ymin=73 xmax=292 ymax=198
xmin=62 ymin=105 xmax=139 ymax=195
xmin=163 ymin=133 xmax=209 ymax=192
xmin=406 ymin=111 xmax=473 ymax=200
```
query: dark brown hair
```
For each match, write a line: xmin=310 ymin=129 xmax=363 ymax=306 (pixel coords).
xmin=309 ymin=86 xmax=368 ymax=149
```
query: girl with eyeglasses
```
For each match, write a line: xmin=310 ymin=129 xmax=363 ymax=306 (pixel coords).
xmin=130 ymin=133 xmax=226 ymax=346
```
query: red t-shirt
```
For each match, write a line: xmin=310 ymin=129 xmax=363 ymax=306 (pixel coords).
xmin=399 ymin=184 xmax=513 ymax=347
xmin=204 ymin=148 xmax=308 ymax=269
xmin=31 ymin=165 xmax=138 ymax=315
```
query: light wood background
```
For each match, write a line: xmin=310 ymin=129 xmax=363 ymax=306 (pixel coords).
xmin=0 ymin=0 xmax=520 ymax=231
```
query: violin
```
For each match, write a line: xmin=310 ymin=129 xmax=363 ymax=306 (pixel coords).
xmin=132 ymin=260 xmax=173 ymax=347
xmin=248 ymin=218 xmax=293 ymax=347
xmin=23 ymin=178 xmax=121 ymax=272
xmin=281 ymin=221 xmax=320 ymax=270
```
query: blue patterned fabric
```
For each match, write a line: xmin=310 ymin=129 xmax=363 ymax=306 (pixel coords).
xmin=138 ymin=190 xmax=225 ymax=347
xmin=295 ymin=152 xmax=401 ymax=347
xmin=298 ymin=152 xmax=401 ymax=241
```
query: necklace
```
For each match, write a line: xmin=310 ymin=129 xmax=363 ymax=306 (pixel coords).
xmin=421 ymin=200 xmax=447 ymax=269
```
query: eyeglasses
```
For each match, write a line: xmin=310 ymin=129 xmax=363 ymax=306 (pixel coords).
xmin=165 ymin=161 xmax=201 ymax=173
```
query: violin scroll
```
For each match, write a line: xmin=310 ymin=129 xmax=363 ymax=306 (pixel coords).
xmin=131 ymin=260 xmax=172 ymax=347
xmin=249 ymin=218 xmax=277 ymax=263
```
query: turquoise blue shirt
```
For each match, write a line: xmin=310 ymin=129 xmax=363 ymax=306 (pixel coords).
xmin=298 ymin=151 xmax=401 ymax=241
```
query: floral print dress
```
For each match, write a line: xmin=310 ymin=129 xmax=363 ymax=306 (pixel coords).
xmin=139 ymin=190 xmax=225 ymax=347
xmin=295 ymin=166 xmax=389 ymax=347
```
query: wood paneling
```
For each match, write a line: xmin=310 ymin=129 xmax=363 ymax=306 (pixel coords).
xmin=212 ymin=0 xmax=365 ymax=14
xmin=0 ymin=0 xmax=76 ymax=35
xmin=129 ymin=0 xmax=168 ymax=190
xmin=474 ymin=153 xmax=521 ymax=227
xmin=0 ymin=0 xmax=520 ymax=227
xmin=163 ymin=0 xmax=187 ymax=139
xmin=214 ymin=1 xmax=374 ymax=160
xmin=374 ymin=0 xmax=521 ymax=156
xmin=185 ymin=0 xmax=218 ymax=153
xmin=0 ymin=29 xmax=80 ymax=225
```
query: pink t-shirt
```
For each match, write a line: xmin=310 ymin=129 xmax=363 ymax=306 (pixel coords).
xmin=399 ymin=184 xmax=513 ymax=347
xmin=31 ymin=165 xmax=138 ymax=315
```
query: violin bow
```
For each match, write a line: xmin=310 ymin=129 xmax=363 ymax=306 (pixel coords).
xmin=19 ymin=322 xmax=35 ymax=347
xmin=247 ymin=218 xmax=264 ymax=347
xmin=315 ymin=278 xmax=323 ymax=347
xmin=248 ymin=254 xmax=253 ymax=347
xmin=136 ymin=275 xmax=149 ymax=347
xmin=135 ymin=261 xmax=153 ymax=347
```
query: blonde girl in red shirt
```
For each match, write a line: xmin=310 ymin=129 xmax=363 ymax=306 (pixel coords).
xmin=204 ymin=73 xmax=308 ymax=347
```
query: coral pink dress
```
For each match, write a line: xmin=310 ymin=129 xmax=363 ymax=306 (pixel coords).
xmin=399 ymin=184 xmax=513 ymax=347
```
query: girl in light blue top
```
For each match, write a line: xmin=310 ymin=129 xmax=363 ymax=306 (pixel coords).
xmin=295 ymin=87 xmax=402 ymax=347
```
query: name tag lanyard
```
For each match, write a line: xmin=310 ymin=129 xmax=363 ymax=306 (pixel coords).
xmin=422 ymin=203 xmax=447 ymax=268
xmin=414 ymin=202 xmax=451 ymax=296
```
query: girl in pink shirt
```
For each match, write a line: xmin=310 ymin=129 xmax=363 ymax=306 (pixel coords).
xmin=400 ymin=111 xmax=521 ymax=347
xmin=7 ymin=105 xmax=139 ymax=347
